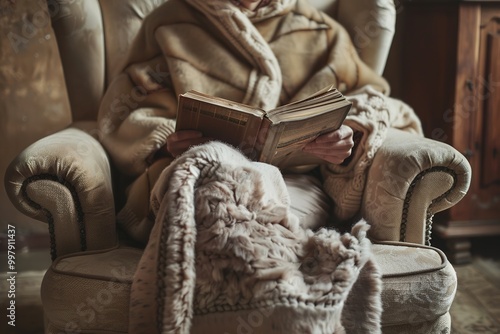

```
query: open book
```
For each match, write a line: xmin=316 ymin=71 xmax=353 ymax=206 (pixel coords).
xmin=175 ymin=85 xmax=352 ymax=169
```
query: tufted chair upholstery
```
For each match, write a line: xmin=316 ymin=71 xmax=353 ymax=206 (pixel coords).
xmin=4 ymin=0 xmax=471 ymax=333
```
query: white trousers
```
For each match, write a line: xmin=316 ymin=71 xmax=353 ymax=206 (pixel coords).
xmin=283 ymin=173 xmax=332 ymax=231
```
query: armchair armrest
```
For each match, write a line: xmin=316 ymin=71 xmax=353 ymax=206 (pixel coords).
xmin=4 ymin=126 xmax=117 ymax=260
xmin=363 ymin=128 xmax=471 ymax=245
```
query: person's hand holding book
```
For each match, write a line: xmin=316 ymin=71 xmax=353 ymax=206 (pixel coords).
xmin=174 ymin=86 xmax=353 ymax=169
xmin=164 ymin=125 xmax=354 ymax=166
xmin=164 ymin=130 xmax=212 ymax=158
xmin=302 ymin=125 xmax=354 ymax=165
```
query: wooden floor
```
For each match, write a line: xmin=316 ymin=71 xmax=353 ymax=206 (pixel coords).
xmin=450 ymin=252 xmax=500 ymax=333
xmin=426 ymin=233 xmax=499 ymax=333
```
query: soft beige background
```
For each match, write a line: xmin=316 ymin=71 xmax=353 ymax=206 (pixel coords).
xmin=1 ymin=0 xmax=71 ymax=235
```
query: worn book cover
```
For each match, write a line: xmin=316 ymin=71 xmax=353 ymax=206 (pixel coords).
xmin=175 ymin=86 xmax=352 ymax=168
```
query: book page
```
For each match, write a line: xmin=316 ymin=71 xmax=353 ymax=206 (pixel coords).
xmin=267 ymin=86 xmax=342 ymax=118
xmin=262 ymin=103 xmax=351 ymax=168
xmin=268 ymin=98 xmax=349 ymax=123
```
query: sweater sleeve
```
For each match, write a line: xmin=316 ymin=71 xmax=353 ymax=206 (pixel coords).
xmin=98 ymin=16 xmax=178 ymax=176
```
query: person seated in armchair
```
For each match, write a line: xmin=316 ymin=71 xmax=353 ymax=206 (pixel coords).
xmin=97 ymin=0 xmax=394 ymax=243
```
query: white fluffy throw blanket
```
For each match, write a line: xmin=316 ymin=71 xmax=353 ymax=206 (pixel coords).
xmin=129 ymin=142 xmax=382 ymax=334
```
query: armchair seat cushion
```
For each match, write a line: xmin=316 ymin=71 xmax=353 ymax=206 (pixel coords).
xmin=372 ymin=242 xmax=457 ymax=328
xmin=42 ymin=247 xmax=142 ymax=334
xmin=41 ymin=243 xmax=456 ymax=333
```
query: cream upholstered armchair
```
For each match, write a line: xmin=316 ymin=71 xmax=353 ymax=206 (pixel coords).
xmin=4 ymin=0 xmax=471 ymax=333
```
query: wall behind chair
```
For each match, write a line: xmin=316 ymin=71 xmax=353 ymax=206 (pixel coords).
xmin=0 ymin=0 xmax=72 ymax=236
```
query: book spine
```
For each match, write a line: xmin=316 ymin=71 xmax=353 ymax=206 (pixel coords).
xmin=251 ymin=117 xmax=271 ymax=161
xmin=258 ymin=122 xmax=283 ymax=164
xmin=237 ymin=114 xmax=266 ymax=160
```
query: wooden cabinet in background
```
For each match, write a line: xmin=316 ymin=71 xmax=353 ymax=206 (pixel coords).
xmin=391 ymin=0 xmax=500 ymax=263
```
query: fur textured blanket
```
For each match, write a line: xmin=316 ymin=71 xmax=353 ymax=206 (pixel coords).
xmin=129 ymin=142 xmax=382 ymax=334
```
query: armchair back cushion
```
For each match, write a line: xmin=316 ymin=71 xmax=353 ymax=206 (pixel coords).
xmin=50 ymin=0 xmax=169 ymax=122
xmin=50 ymin=0 xmax=396 ymax=122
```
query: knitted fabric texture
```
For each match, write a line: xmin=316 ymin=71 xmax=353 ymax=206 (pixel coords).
xmin=321 ymin=86 xmax=423 ymax=220
xmin=129 ymin=142 xmax=382 ymax=333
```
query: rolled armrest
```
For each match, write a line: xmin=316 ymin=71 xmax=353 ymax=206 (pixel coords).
xmin=4 ymin=127 xmax=117 ymax=259
xmin=363 ymin=128 xmax=471 ymax=245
